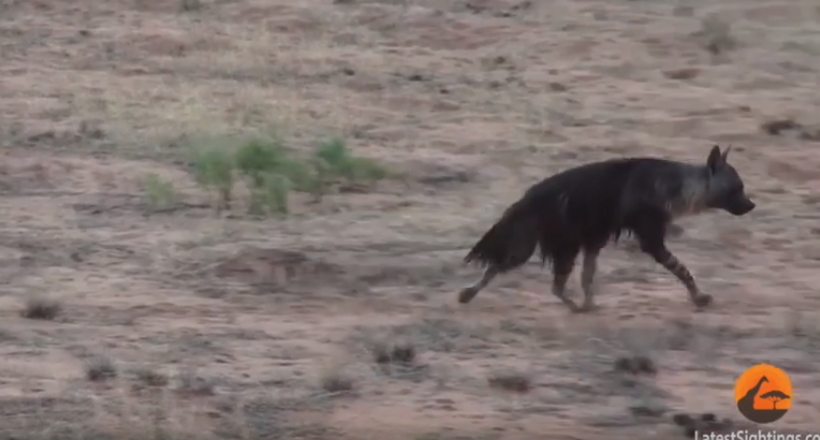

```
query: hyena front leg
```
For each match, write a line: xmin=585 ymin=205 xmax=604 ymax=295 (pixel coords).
xmin=643 ymin=242 xmax=712 ymax=309
xmin=458 ymin=265 xmax=499 ymax=304
xmin=636 ymin=218 xmax=712 ymax=309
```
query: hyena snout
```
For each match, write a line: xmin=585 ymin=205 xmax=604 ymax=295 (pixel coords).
xmin=725 ymin=194 xmax=755 ymax=216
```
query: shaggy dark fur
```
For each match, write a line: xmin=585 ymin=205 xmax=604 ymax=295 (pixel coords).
xmin=458 ymin=145 xmax=755 ymax=312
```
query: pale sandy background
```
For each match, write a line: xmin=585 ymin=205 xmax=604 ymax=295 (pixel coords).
xmin=1 ymin=0 xmax=819 ymax=438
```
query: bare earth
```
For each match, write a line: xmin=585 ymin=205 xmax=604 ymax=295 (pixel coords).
xmin=1 ymin=0 xmax=820 ymax=438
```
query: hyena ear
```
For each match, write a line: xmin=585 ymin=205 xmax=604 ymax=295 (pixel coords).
xmin=721 ymin=145 xmax=732 ymax=162
xmin=707 ymin=144 xmax=725 ymax=172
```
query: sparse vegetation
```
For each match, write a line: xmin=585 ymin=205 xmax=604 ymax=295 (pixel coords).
xmin=761 ymin=118 xmax=800 ymax=135
xmin=175 ymin=369 xmax=216 ymax=396
xmin=313 ymin=137 xmax=388 ymax=191
xmin=188 ymin=136 xmax=388 ymax=215
xmin=233 ymin=139 xmax=294 ymax=215
xmin=487 ymin=370 xmax=532 ymax=393
xmin=353 ymin=333 xmax=430 ymax=381
xmin=190 ymin=146 xmax=235 ymax=212
xmin=353 ymin=318 xmax=493 ymax=355
xmin=233 ymin=138 xmax=287 ymax=189
xmin=20 ymin=296 xmax=62 ymax=320
xmin=1 ymin=0 xmax=817 ymax=437
xmin=141 ymin=173 xmax=178 ymax=212
xmin=131 ymin=366 xmax=170 ymax=388
xmin=663 ymin=67 xmax=700 ymax=80
xmin=319 ymin=367 xmax=356 ymax=393
xmin=85 ymin=355 xmax=117 ymax=381
xmin=698 ymin=14 xmax=736 ymax=54
xmin=613 ymin=355 xmax=657 ymax=375
xmin=180 ymin=0 xmax=203 ymax=12
xmin=250 ymin=172 xmax=291 ymax=215
xmin=368 ymin=340 xmax=417 ymax=365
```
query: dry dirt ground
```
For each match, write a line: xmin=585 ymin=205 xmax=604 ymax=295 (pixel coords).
xmin=1 ymin=0 xmax=820 ymax=438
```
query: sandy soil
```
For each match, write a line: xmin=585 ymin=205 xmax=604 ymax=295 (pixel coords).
xmin=1 ymin=0 xmax=820 ymax=438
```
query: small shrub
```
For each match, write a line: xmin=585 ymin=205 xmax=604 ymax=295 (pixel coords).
xmin=761 ymin=118 xmax=800 ymax=135
xmin=190 ymin=146 xmax=235 ymax=211
xmin=390 ymin=342 xmax=416 ymax=364
xmin=699 ymin=15 xmax=735 ymax=54
xmin=132 ymin=367 xmax=169 ymax=388
xmin=368 ymin=340 xmax=416 ymax=365
xmin=235 ymin=139 xmax=299 ymax=215
xmin=662 ymin=67 xmax=700 ymax=80
xmin=180 ymin=0 xmax=202 ymax=11
xmin=234 ymin=139 xmax=288 ymax=189
xmin=346 ymin=156 xmax=389 ymax=183
xmin=314 ymin=137 xmax=350 ymax=172
xmin=313 ymin=138 xmax=387 ymax=190
xmin=189 ymin=135 xmax=388 ymax=214
xmin=263 ymin=173 xmax=290 ymax=214
xmin=487 ymin=370 xmax=532 ymax=393
xmin=319 ymin=368 xmax=355 ymax=393
xmin=142 ymin=173 xmax=177 ymax=211
xmin=86 ymin=355 xmax=117 ymax=381
xmin=369 ymin=340 xmax=392 ymax=364
xmin=613 ymin=355 xmax=657 ymax=375
xmin=176 ymin=369 xmax=215 ymax=396
xmin=278 ymin=157 xmax=315 ymax=192
xmin=21 ymin=296 xmax=62 ymax=320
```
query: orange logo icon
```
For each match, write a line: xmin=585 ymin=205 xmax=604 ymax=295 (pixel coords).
xmin=734 ymin=363 xmax=792 ymax=424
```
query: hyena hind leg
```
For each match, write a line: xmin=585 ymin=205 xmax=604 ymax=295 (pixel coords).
xmin=458 ymin=265 xmax=499 ymax=304
xmin=551 ymin=251 xmax=581 ymax=313
xmin=578 ymin=248 xmax=600 ymax=312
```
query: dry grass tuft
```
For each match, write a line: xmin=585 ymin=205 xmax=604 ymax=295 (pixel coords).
xmin=180 ymin=0 xmax=203 ymax=12
xmin=613 ymin=355 xmax=657 ymax=375
xmin=85 ymin=355 xmax=117 ymax=382
xmin=698 ymin=14 xmax=736 ymax=54
xmin=487 ymin=370 xmax=532 ymax=393
xmin=369 ymin=340 xmax=417 ymax=365
xmin=319 ymin=367 xmax=356 ymax=393
xmin=761 ymin=118 xmax=801 ymax=135
xmin=663 ymin=67 xmax=700 ymax=80
xmin=142 ymin=173 xmax=179 ymax=212
xmin=131 ymin=366 xmax=170 ymax=388
xmin=175 ymin=369 xmax=216 ymax=396
xmin=20 ymin=296 xmax=62 ymax=321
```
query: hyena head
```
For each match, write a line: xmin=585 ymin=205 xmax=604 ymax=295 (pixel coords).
xmin=704 ymin=145 xmax=755 ymax=216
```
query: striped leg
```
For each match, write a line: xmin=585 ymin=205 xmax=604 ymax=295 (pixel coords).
xmin=648 ymin=246 xmax=711 ymax=308
xmin=636 ymin=218 xmax=712 ymax=309
xmin=458 ymin=266 xmax=498 ymax=304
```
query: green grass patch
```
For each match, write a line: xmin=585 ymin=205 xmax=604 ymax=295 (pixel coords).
xmin=141 ymin=173 xmax=178 ymax=212
xmin=190 ymin=146 xmax=235 ymax=211
xmin=186 ymin=135 xmax=388 ymax=216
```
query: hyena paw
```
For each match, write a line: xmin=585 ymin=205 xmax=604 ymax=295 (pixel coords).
xmin=457 ymin=287 xmax=479 ymax=304
xmin=575 ymin=301 xmax=598 ymax=313
xmin=693 ymin=293 xmax=713 ymax=308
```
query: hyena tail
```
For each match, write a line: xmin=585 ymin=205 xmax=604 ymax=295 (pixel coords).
xmin=463 ymin=201 xmax=540 ymax=273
